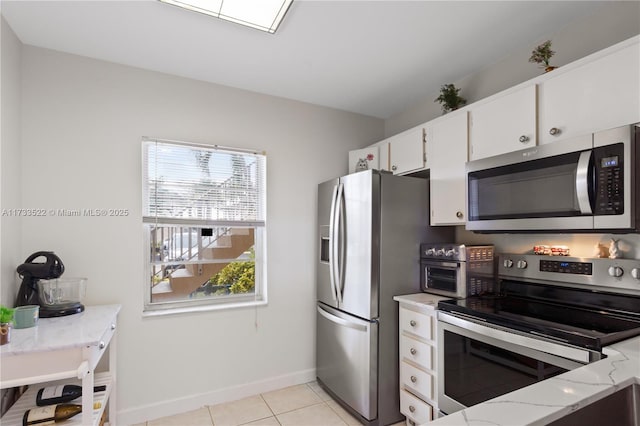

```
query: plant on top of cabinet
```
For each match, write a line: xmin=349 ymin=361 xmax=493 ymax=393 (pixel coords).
xmin=529 ymin=40 xmax=556 ymax=72
xmin=435 ymin=84 xmax=467 ymax=114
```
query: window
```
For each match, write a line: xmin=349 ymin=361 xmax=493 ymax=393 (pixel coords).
xmin=142 ymin=138 xmax=266 ymax=314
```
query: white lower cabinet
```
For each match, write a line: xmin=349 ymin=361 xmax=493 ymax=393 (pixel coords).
xmin=400 ymin=389 xmax=433 ymax=425
xmin=394 ymin=294 xmax=446 ymax=425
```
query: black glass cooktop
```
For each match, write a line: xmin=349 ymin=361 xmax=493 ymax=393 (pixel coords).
xmin=438 ymin=281 xmax=640 ymax=351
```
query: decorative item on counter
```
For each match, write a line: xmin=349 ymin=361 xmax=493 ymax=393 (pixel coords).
xmin=533 ymin=245 xmax=551 ymax=255
xmin=0 ymin=305 xmax=14 ymax=345
xmin=550 ymin=245 xmax=570 ymax=256
xmin=609 ymin=238 xmax=622 ymax=259
xmin=593 ymin=243 xmax=609 ymax=258
xmin=435 ymin=83 xmax=467 ymax=114
xmin=529 ymin=40 xmax=557 ymax=72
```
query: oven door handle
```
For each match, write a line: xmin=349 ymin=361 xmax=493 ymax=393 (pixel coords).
xmin=437 ymin=311 xmax=591 ymax=364
xmin=424 ymin=261 xmax=460 ymax=270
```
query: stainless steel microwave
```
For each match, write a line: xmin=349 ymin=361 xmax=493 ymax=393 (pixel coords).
xmin=466 ymin=123 xmax=640 ymax=233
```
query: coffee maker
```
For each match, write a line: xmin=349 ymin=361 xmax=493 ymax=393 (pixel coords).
xmin=15 ymin=251 xmax=82 ymax=317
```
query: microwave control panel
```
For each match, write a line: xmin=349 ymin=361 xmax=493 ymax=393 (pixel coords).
xmin=594 ymin=143 xmax=624 ymax=215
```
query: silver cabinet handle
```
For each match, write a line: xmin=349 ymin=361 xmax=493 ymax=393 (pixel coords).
xmin=99 ymin=341 xmax=106 ymax=350
xmin=410 ymin=348 xmax=417 ymax=355
xmin=409 ymin=320 xmax=416 ymax=327
xmin=519 ymin=135 xmax=529 ymax=143
xmin=549 ymin=127 xmax=561 ymax=136
xmin=111 ymin=323 xmax=116 ymax=330
xmin=456 ymin=211 xmax=463 ymax=219
xmin=410 ymin=375 xmax=417 ymax=383
xmin=409 ymin=405 xmax=416 ymax=413
xmin=391 ymin=165 xmax=398 ymax=171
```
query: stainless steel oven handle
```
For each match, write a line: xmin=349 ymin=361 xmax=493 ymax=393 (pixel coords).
xmin=438 ymin=311 xmax=591 ymax=364
xmin=446 ymin=311 xmax=488 ymax=323
xmin=576 ymin=150 xmax=593 ymax=214
xmin=424 ymin=261 xmax=460 ymax=269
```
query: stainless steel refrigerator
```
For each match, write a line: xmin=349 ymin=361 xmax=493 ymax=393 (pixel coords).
xmin=316 ymin=169 xmax=454 ymax=425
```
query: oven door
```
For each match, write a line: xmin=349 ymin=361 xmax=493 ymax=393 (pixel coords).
xmin=420 ymin=260 xmax=466 ymax=298
xmin=437 ymin=311 xmax=598 ymax=415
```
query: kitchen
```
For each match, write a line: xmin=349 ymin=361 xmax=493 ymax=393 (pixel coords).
xmin=1 ymin=1 xmax=640 ymax=426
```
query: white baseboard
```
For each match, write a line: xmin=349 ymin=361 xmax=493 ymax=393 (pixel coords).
xmin=117 ymin=368 xmax=317 ymax=426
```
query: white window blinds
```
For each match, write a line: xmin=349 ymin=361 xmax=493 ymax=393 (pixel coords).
xmin=143 ymin=138 xmax=266 ymax=226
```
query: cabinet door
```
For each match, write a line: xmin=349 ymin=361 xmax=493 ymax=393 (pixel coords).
xmin=378 ymin=141 xmax=390 ymax=172
xmin=389 ymin=126 xmax=425 ymax=175
xmin=429 ymin=112 xmax=468 ymax=225
xmin=348 ymin=146 xmax=380 ymax=174
xmin=538 ymin=42 xmax=640 ymax=144
xmin=468 ymin=85 xmax=536 ymax=160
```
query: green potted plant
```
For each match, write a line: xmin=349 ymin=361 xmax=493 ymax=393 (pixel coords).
xmin=435 ymin=84 xmax=467 ymax=114
xmin=0 ymin=305 xmax=15 ymax=345
xmin=529 ymin=40 xmax=556 ymax=72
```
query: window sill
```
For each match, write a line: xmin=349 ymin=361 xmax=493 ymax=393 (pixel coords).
xmin=142 ymin=298 xmax=268 ymax=318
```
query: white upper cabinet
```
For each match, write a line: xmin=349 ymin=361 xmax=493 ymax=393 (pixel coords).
xmin=428 ymin=111 xmax=468 ymax=226
xmin=538 ymin=40 xmax=640 ymax=145
xmin=468 ymin=85 xmax=536 ymax=160
xmin=378 ymin=141 xmax=390 ymax=172
xmin=388 ymin=125 xmax=426 ymax=175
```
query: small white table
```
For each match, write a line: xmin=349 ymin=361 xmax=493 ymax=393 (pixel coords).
xmin=0 ymin=304 xmax=121 ymax=425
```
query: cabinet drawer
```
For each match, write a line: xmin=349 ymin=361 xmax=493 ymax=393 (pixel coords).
xmin=399 ymin=308 xmax=433 ymax=339
xmin=400 ymin=362 xmax=433 ymax=400
xmin=400 ymin=335 xmax=433 ymax=370
xmin=400 ymin=389 xmax=433 ymax=424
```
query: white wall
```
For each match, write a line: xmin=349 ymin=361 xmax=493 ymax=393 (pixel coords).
xmin=17 ymin=45 xmax=383 ymax=424
xmin=1 ymin=16 xmax=22 ymax=307
xmin=385 ymin=2 xmax=640 ymax=136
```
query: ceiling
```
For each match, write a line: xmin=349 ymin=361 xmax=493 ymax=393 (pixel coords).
xmin=1 ymin=1 xmax=608 ymax=119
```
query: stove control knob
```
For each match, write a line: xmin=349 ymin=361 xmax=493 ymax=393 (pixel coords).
xmin=503 ymin=259 xmax=514 ymax=268
xmin=608 ymin=266 xmax=624 ymax=278
xmin=631 ymin=268 xmax=640 ymax=280
xmin=445 ymin=249 xmax=456 ymax=258
xmin=516 ymin=260 xmax=528 ymax=269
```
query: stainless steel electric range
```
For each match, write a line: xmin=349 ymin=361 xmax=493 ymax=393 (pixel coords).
xmin=437 ymin=253 xmax=640 ymax=415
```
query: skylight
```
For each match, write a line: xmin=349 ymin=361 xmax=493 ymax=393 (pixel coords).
xmin=158 ymin=0 xmax=293 ymax=34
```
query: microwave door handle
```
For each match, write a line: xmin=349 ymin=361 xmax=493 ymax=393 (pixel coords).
xmin=576 ymin=151 xmax=593 ymax=214
xmin=329 ymin=183 xmax=339 ymax=302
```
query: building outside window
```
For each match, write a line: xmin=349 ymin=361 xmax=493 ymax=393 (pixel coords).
xmin=142 ymin=138 xmax=266 ymax=314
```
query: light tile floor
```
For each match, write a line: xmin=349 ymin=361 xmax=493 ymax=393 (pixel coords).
xmin=132 ymin=381 xmax=406 ymax=426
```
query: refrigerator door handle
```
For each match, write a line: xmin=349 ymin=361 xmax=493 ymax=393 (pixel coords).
xmin=328 ymin=184 xmax=339 ymax=302
xmin=317 ymin=306 xmax=368 ymax=332
xmin=335 ymin=182 xmax=345 ymax=304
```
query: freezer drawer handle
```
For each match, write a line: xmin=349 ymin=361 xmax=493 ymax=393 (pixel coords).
xmin=317 ymin=306 xmax=368 ymax=332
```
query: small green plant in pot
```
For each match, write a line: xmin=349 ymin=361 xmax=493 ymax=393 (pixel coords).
xmin=435 ymin=84 xmax=467 ymax=114
xmin=0 ymin=305 xmax=15 ymax=345
xmin=529 ymin=40 xmax=556 ymax=72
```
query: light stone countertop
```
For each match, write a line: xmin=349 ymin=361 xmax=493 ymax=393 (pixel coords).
xmin=396 ymin=294 xmax=640 ymax=426
xmin=0 ymin=304 xmax=121 ymax=355
xmin=393 ymin=293 xmax=453 ymax=311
